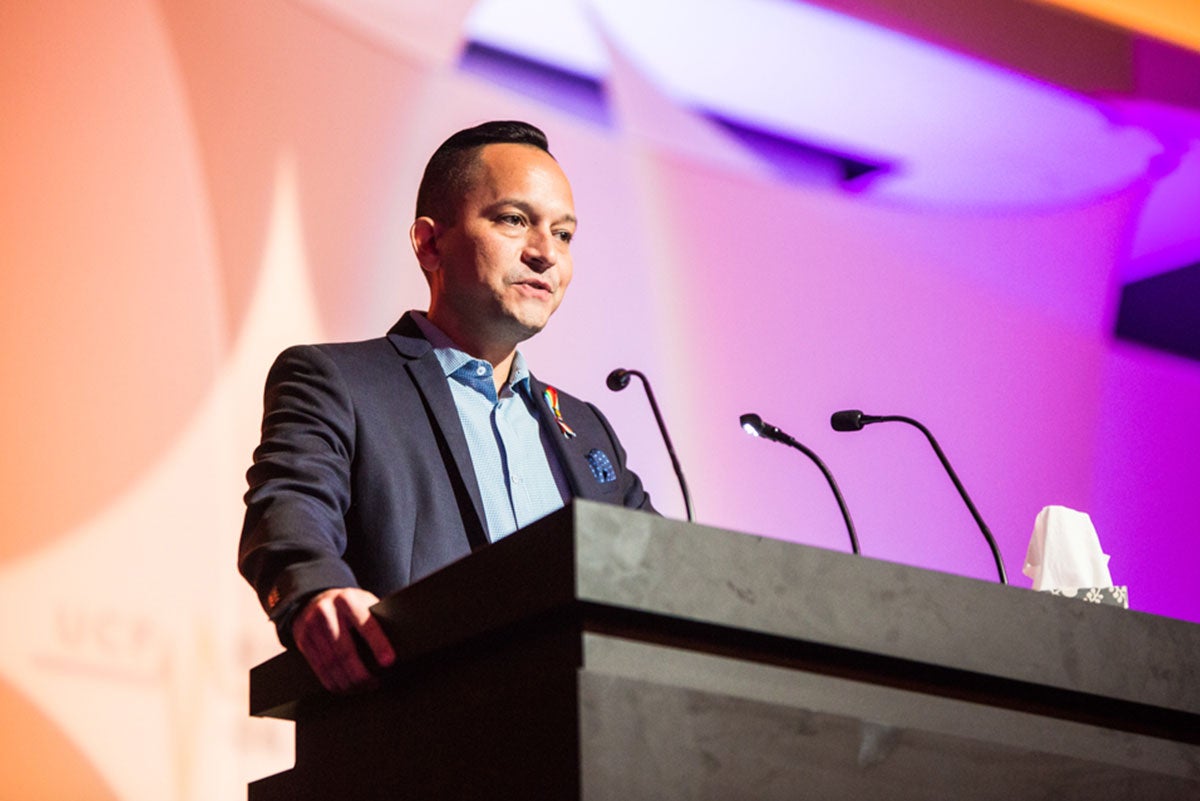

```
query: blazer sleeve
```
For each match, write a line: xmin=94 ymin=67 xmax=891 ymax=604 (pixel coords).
xmin=238 ymin=344 xmax=362 ymax=644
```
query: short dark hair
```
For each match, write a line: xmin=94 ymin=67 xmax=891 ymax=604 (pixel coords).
xmin=415 ymin=120 xmax=552 ymax=223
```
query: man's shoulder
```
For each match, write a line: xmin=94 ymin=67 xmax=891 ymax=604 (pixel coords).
xmin=310 ymin=336 xmax=397 ymax=359
xmin=264 ymin=321 xmax=431 ymax=397
xmin=272 ymin=337 xmax=397 ymax=372
xmin=277 ymin=314 xmax=429 ymax=365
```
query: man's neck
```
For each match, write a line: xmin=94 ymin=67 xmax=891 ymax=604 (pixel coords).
xmin=488 ymin=351 xmax=517 ymax=394
xmin=423 ymin=310 xmax=519 ymax=394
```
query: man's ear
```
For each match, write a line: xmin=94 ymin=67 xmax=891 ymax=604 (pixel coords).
xmin=409 ymin=217 xmax=440 ymax=275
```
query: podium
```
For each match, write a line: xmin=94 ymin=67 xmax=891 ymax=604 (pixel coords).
xmin=249 ymin=501 xmax=1200 ymax=799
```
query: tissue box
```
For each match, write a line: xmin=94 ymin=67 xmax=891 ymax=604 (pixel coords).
xmin=1046 ymin=586 xmax=1129 ymax=609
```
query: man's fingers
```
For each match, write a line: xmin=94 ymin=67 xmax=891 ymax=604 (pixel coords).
xmin=336 ymin=592 xmax=396 ymax=669
xmin=302 ymin=628 xmax=372 ymax=692
xmin=294 ymin=591 xmax=369 ymax=692
xmin=293 ymin=587 xmax=393 ymax=693
xmin=357 ymin=613 xmax=397 ymax=668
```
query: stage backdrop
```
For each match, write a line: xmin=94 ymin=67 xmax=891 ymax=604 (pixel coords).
xmin=1 ymin=1 xmax=1197 ymax=799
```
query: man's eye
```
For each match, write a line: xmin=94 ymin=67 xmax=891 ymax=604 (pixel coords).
xmin=555 ymin=230 xmax=573 ymax=243
xmin=499 ymin=214 xmax=524 ymax=226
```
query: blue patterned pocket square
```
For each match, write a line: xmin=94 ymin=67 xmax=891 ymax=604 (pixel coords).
xmin=585 ymin=449 xmax=617 ymax=484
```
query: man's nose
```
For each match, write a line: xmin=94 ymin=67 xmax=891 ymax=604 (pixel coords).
xmin=522 ymin=227 xmax=558 ymax=271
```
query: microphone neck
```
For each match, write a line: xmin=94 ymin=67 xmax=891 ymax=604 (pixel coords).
xmin=743 ymin=416 xmax=860 ymax=556
xmin=838 ymin=412 xmax=1008 ymax=584
xmin=613 ymin=369 xmax=694 ymax=522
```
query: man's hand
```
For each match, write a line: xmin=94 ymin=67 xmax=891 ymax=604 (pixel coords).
xmin=291 ymin=587 xmax=397 ymax=693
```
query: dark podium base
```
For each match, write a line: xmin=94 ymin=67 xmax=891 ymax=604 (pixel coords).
xmin=249 ymin=502 xmax=1200 ymax=799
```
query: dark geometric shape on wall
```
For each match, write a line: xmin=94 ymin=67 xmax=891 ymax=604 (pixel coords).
xmin=1115 ymin=261 xmax=1200 ymax=362
xmin=458 ymin=42 xmax=611 ymax=127
xmin=707 ymin=114 xmax=892 ymax=188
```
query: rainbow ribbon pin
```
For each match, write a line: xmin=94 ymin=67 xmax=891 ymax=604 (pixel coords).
xmin=543 ymin=386 xmax=576 ymax=439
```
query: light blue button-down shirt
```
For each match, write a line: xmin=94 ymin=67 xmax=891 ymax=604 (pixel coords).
xmin=412 ymin=313 xmax=570 ymax=541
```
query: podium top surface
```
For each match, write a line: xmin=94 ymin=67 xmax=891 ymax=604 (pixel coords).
xmin=252 ymin=501 xmax=1200 ymax=732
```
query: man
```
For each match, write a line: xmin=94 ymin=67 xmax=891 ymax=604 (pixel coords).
xmin=239 ymin=121 xmax=654 ymax=693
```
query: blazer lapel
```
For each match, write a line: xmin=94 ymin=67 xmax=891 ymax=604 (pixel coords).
xmin=388 ymin=314 xmax=488 ymax=550
xmin=530 ymin=376 xmax=596 ymax=499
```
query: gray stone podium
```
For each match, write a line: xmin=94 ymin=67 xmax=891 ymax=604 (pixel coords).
xmin=248 ymin=500 xmax=1200 ymax=799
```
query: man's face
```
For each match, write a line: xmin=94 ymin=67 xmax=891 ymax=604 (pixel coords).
xmin=421 ymin=142 xmax=576 ymax=354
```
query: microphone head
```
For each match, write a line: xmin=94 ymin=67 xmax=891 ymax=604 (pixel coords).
xmin=606 ymin=368 xmax=632 ymax=392
xmin=739 ymin=413 xmax=765 ymax=437
xmin=831 ymin=410 xmax=866 ymax=432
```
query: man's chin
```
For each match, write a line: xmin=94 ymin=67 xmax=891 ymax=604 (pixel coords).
xmin=505 ymin=301 xmax=558 ymax=336
xmin=498 ymin=313 xmax=549 ymax=344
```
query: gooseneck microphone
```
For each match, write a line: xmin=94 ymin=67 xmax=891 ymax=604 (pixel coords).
xmin=831 ymin=410 xmax=1008 ymax=584
xmin=607 ymin=368 xmax=694 ymax=522
xmin=740 ymin=413 xmax=861 ymax=556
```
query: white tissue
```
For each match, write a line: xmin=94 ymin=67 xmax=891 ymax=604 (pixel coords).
xmin=1023 ymin=505 xmax=1113 ymax=591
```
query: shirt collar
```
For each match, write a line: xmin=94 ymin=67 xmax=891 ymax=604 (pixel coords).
xmin=411 ymin=311 xmax=531 ymax=392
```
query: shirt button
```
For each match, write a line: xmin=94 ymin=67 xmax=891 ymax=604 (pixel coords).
xmin=476 ymin=365 xmax=487 ymax=376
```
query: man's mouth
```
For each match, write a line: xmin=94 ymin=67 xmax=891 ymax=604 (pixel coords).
xmin=515 ymin=278 xmax=553 ymax=296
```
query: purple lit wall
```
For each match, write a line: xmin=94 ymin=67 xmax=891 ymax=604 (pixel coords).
xmin=1 ymin=1 xmax=1197 ymax=798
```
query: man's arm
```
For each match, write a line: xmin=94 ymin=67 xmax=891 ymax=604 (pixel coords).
xmin=238 ymin=345 xmax=394 ymax=691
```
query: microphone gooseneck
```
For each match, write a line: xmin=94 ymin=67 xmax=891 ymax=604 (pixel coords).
xmin=740 ymin=413 xmax=861 ymax=556
xmin=830 ymin=409 xmax=1008 ymax=584
xmin=607 ymin=368 xmax=694 ymax=522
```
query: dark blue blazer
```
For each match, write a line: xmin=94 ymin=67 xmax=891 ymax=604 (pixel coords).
xmin=239 ymin=313 xmax=653 ymax=643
